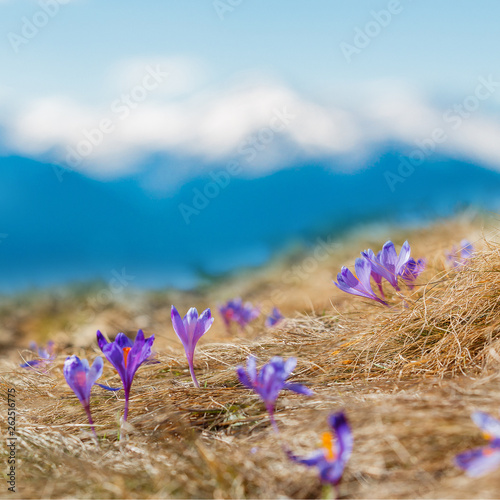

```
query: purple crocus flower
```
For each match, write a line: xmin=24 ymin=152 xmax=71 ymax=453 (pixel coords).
xmin=455 ymin=412 xmax=500 ymax=476
xmin=265 ymin=307 xmax=284 ymax=328
xmin=237 ymin=356 xmax=313 ymax=432
xmin=334 ymin=258 xmax=387 ymax=305
xmin=460 ymin=240 xmax=474 ymax=260
xmin=20 ymin=341 xmax=55 ymax=369
xmin=447 ymin=240 xmax=474 ymax=268
xmin=63 ymin=355 xmax=103 ymax=438
xmin=362 ymin=240 xmax=411 ymax=291
xmin=219 ymin=298 xmax=260 ymax=330
xmin=96 ymin=329 xmax=154 ymax=421
xmin=400 ymin=257 xmax=426 ymax=288
xmin=288 ymin=412 xmax=353 ymax=491
xmin=171 ymin=306 xmax=214 ymax=388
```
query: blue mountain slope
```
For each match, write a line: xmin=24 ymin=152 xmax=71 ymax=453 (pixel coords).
xmin=1 ymin=153 xmax=499 ymax=291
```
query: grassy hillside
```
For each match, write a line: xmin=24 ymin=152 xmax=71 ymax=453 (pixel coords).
xmin=1 ymin=213 xmax=500 ymax=499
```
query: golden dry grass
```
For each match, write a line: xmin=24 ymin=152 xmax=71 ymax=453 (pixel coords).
xmin=2 ymin=213 xmax=500 ymax=499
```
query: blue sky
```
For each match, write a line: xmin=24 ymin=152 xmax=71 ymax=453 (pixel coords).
xmin=2 ymin=0 xmax=500 ymax=101
xmin=1 ymin=0 xmax=500 ymax=183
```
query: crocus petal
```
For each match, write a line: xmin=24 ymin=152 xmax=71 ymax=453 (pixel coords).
xmin=396 ymin=240 xmax=411 ymax=274
xmin=236 ymin=365 xmax=254 ymax=389
xmin=192 ymin=308 xmax=214 ymax=345
xmin=115 ymin=332 xmax=134 ymax=348
xmin=247 ymin=356 xmax=257 ymax=383
xmin=96 ymin=330 xmax=109 ymax=351
xmin=288 ymin=449 xmax=326 ymax=467
xmin=86 ymin=357 xmax=104 ymax=394
xmin=364 ymin=249 xmax=383 ymax=284
xmin=20 ymin=360 xmax=45 ymax=368
xmin=382 ymin=241 xmax=398 ymax=267
xmin=334 ymin=273 xmax=368 ymax=299
xmin=472 ymin=412 xmax=500 ymax=439
xmin=340 ymin=266 xmax=360 ymax=289
xmin=319 ymin=460 xmax=345 ymax=485
xmin=184 ymin=307 xmax=199 ymax=340
xmin=100 ymin=341 xmax=127 ymax=384
xmin=171 ymin=305 xmax=188 ymax=346
xmin=354 ymin=257 xmax=374 ymax=290
xmin=455 ymin=447 xmax=500 ymax=476
xmin=94 ymin=383 xmax=121 ymax=391
xmin=126 ymin=332 xmax=154 ymax=386
xmin=284 ymin=382 xmax=314 ymax=396
xmin=328 ymin=412 xmax=353 ymax=463
xmin=283 ymin=357 xmax=297 ymax=377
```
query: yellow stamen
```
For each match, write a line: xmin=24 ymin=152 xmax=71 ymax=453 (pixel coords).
xmin=483 ymin=432 xmax=492 ymax=441
xmin=123 ymin=347 xmax=132 ymax=368
xmin=322 ymin=432 xmax=336 ymax=461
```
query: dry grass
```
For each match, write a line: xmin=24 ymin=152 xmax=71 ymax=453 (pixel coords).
xmin=2 ymin=214 xmax=500 ymax=498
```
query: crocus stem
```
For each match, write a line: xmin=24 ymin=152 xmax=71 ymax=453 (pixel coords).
xmin=123 ymin=389 xmax=130 ymax=421
xmin=84 ymin=405 xmax=98 ymax=440
xmin=377 ymin=282 xmax=385 ymax=298
xmin=321 ymin=484 xmax=337 ymax=500
xmin=189 ymin=362 xmax=200 ymax=388
xmin=266 ymin=405 xmax=280 ymax=434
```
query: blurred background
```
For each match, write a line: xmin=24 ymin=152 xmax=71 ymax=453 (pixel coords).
xmin=1 ymin=0 xmax=500 ymax=293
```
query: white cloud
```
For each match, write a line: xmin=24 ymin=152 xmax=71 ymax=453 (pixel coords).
xmin=1 ymin=58 xmax=500 ymax=182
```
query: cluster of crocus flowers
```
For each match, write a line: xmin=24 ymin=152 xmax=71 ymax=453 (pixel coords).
xmin=63 ymin=355 xmax=104 ymax=438
xmin=219 ymin=298 xmax=260 ymax=330
xmin=97 ymin=329 xmax=155 ymax=421
xmin=288 ymin=412 xmax=353 ymax=494
xmin=265 ymin=307 xmax=284 ymax=328
xmin=447 ymin=239 xmax=474 ymax=268
xmin=171 ymin=306 xmax=214 ymax=387
xmin=20 ymin=341 xmax=55 ymax=369
xmin=455 ymin=411 xmax=500 ymax=476
xmin=362 ymin=241 xmax=411 ymax=292
xmin=237 ymin=356 xmax=313 ymax=432
xmin=334 ymin=240 xmax=425 ymax=305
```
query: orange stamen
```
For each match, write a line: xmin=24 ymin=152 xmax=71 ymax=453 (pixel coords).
xmin=322 ymin=432 xmax=336 ymax=461
xmin=123 ymin=347 xmax=132 ymax=368
xmin=483 ymin=447 xmax=494 ymax=456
